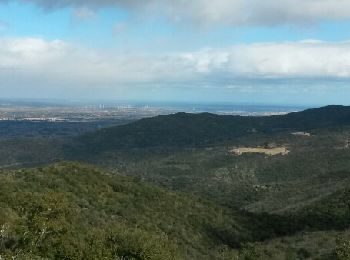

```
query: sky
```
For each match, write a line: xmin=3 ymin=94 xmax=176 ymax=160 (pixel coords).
xmin=0 ymin=1 xmax=350 ymax=105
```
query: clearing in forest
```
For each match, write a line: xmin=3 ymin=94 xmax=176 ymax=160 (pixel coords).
xmin=230 ymin=147 xmax=289 ymax=156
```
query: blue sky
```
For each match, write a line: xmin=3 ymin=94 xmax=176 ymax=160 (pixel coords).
xmin=0 ymin=0 xmax=350 ymax=105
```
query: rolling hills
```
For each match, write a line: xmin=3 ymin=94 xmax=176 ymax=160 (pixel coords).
xmin=1 ymin=162 xmax=350 ymax=259
xmin=0 ymin=162 xmax=250 ymax=259
xmin=60 ymin=105 xmax=350 ymax=214
xmin=68 ymin=105 xmax=350 ymax=153
xmin=2 ymin=105 xmax=350 ymax=259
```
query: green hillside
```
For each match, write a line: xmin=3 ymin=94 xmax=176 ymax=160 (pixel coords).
xmin=1 ymin=162 xmax=349 ymax=259
xmin=2 ymin=106 xmax=350 ymax=259
xmin=294 ymin=188 xmax=350 ymax=230
xmin=68 ymin=105 xmax=350 ymax=154
xmin=0 ymin=162 xmax=257 ymax=260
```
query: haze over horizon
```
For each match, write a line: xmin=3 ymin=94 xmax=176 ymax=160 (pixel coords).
xmin=0 ymin=1 xmax=350 ymax=106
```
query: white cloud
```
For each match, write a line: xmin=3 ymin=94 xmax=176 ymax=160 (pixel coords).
xmin=1 ymin=37 xmax=350 ymax=92
xmin=0 ymin=38 xmax=67 ymax=69
xmin=8 ymin=0 xmax=350 ymax=27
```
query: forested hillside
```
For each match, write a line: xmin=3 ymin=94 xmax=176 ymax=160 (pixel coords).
xmin=2 ymin=162 xmax=350 ymax=259
xmin=69 ymin=105 xmax=350 ymax=153
xmin=0 ymin=162 xmax=253 ymax=259
xmin=2 ymin=106 xmax=350 ymax=259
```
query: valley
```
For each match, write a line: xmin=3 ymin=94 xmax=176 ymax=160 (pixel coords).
xmin=1 ymin=105 xmax=350 ymax=259
xmin=3 ymin=1 xmax=350 ymax=258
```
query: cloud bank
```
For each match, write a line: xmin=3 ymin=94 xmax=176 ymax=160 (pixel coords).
xmin=1 ymin=37 xmax=350 ymax=93
xmin=5 ymin=0 xmax=350 ymax=26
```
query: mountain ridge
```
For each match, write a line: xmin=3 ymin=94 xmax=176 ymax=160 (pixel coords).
xmin=67 ymin=105 xmax=350 ymax=154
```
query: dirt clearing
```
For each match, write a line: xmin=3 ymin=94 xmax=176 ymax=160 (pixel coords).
xmin=230 ymin=147 xmax=289 ymax=156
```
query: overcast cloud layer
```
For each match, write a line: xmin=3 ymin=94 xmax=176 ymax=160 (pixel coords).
xmin=3 ymin=0 xmax=350 ymax=26
xmin=1 ymin=37 xmax=350 ymax=93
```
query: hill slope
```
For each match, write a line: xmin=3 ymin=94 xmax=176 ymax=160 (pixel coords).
xmin=0 ymin=162 xmax=257 ymax=259
xmin=1 ymin=163 xmax=349 ymax=259
xmin=68 ymin=105 xmax=350 ymax=154
xmin=2 ymin=105 xmax=350 ymax=259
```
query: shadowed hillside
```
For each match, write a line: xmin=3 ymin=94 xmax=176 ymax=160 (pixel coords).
xmin=67 ymin=105 xmax=350 ymax=155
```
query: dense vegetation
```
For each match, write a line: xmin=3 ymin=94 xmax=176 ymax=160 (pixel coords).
xmin=1 ymin=163 xmax=350 ymax=259
xmin=1 ymin=105 xmax=350 ymax=259
xmin=68 ymin=105 xmax=350 ymax=153
xmin=0 ymin=120 xmax=126 ymax=139
xmin=0 ymin=162 xmax=254 ymax=259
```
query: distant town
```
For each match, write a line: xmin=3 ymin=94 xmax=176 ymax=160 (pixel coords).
xmin=0 ymin=101 xmax=306 ymax=123
xmin=0 ymin=104 xmax=177 ymax=123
